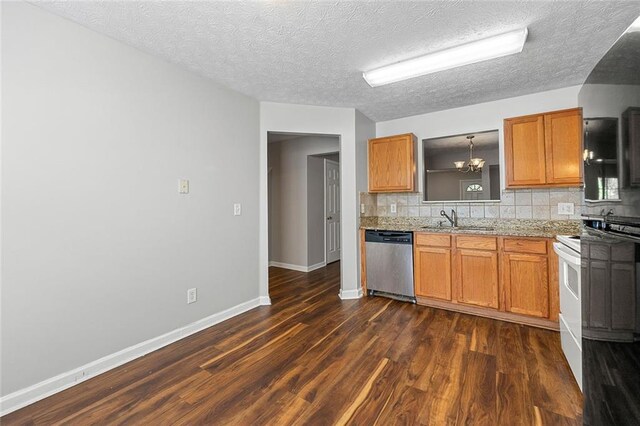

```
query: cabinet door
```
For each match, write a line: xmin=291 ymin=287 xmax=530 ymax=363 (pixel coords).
xmin=368 ymin=134 xmax=415 ymax=192
xmin=503 ymin=253 xmax=549 ymax=318
xmin=505 ymin=114 xmax=547 ymax=187
xmin=586 ymin=260 xmax=610 ymax=329
xmin=454 ymin=249 xmax=499 ymax=309
xmin=611 ymin=263 xmax=636 ymax=331
xmin=415 ymin=246 xmax=452 ymax=300
xmin=544 ymin=109 xmax=583 ymax=185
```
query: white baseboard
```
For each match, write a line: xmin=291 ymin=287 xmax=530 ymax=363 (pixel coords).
xmin=307 ymin=261 xmax=327 ymax=272
xmin=0 ymin=297 xmax=261 ymax=417
xmin=268 ymin=261 xmax=326 ymax=273
xmin=259 ymin=296 xmax=272 ymax=306
xmin=339 ymin=287 xmax=363 ymax=300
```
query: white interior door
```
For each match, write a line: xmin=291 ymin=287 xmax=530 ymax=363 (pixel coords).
xmin=325 ymin=160 xmax=341 ymax=264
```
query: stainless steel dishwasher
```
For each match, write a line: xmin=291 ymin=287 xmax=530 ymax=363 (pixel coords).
xmin=365 ymin=230 xmax=415 ymax=302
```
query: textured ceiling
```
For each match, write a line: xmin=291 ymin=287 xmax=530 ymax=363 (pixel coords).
xmin=36 ymin=1 xmax=640 ymax=122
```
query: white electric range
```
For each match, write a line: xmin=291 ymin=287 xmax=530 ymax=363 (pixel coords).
xmin=553 ymin=235 xmax=582 ymax=390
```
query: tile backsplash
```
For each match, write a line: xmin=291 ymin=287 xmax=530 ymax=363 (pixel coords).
xmin=360 ymin=188 xmax=583 ymax=221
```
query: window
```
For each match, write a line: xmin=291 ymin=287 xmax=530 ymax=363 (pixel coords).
xmin=423 ymin=129 xmax=500 ymax=201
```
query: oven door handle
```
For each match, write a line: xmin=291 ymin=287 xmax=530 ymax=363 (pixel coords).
xmin=553 ymin=242 xmax=581 ymax=266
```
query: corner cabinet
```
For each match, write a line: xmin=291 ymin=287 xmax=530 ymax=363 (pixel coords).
xmin=368 ymin=133 xmax=417 ymax=192
xmin=582 ymin=237 xmax=637 ymax=341
xmin=413 ymin=232 xmax=560 ymax=330
xmin=505 ymin=108 xmax=583 ymax=188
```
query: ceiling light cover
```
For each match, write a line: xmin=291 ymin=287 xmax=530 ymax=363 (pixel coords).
xmin=363 ymin=28 xmax=529 ymax=87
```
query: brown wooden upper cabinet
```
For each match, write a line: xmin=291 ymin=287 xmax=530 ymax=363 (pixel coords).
xmin=368 ymin=133 xmax=417 ymax=192
xmin=504 ymin=108 xmax=583 ymax=188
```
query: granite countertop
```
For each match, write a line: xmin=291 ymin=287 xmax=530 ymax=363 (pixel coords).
xmin=360 ymin=216 xmax=580 ymax=238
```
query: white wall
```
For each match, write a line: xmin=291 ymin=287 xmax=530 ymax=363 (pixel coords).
xmin=376 ymin=86 xmax=582 ymax=193
xmin=355 ymin=110 xmax=375 ymax=194
xmin=580 ymin=84 xmax=640 ymax=118
xmin=267 ymin=136 xmax=339 ymax=268
xmin=260 ymin=103 xmax=362 ymax=300
xmin=1 ymin=1 xmax=260 ymax=399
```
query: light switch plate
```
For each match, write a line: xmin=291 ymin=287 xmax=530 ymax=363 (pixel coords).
xmin=390 ymin=203 xmax=397 ymax=214
xmin=557 ymin=202 xmax=575 ymax=215
xmin=179 ymin=179 xmax=189 ymax=194
xmin=187 ymin=288 xmax=197 ymax=304
xmin=360 ymin=203 xmax=365 ymax=214
xmin=233 ymin=203 xmax=242 ymax=216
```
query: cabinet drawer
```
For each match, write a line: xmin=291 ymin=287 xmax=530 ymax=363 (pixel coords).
xmin=455 ymin=236 xmax=497 ymax=251
xmin=504 ymin=238 xmax=548 ymax=255
xmin=416 ymin=233 xmax=451 ymax=248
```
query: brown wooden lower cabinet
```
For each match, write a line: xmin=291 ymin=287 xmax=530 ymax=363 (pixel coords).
xmin=454 ymin=248 xmax=499 ymax=309
xmin=502 ymin=253 xmax=549 ymax=318
xmin=414 ymin=246 xmax=452 ymax=301
xmin=413 ymin=232 xmax=559 ymax=330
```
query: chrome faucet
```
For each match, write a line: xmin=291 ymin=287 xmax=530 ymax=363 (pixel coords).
xmin=440 ymin=209 xmax=457 ymax=227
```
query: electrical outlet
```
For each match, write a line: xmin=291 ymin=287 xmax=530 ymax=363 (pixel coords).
xmin=187 ymin=288 xmax=197 ymax=304
xmin=179 ymin=179 xmax=189 ymax=194
xmin=557 ymin=202 xmax=575 ymax=215
xmin=233 ymin=203 xmax=242 ymax=216
xmin=360 ymin=203 xmax=365 ymax=214
xmin=390 ymin=203 xmax=397 ymax=214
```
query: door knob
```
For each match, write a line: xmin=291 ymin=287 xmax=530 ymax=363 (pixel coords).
xmin=327 ymin=216 xmax=333 ymax=220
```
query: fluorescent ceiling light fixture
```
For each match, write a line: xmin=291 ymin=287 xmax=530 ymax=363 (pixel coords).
xmin=627 ymin=16 xmax=640 ymax=32
xmin=363 ymin=28 xmax=528 ymax=87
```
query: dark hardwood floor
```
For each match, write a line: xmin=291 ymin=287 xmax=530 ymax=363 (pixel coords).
xmin=2 ymin=261 xmax=582 ymax=425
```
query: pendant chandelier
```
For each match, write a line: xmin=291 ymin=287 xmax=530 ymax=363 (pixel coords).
xmin=454 ymin=135 xmax=485 ymax=173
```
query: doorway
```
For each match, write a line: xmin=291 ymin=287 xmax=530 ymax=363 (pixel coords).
xmin=324 ymin=158 xmax=341 ymax=264
xmin=267 ymin=133 xmax=341 ymax=274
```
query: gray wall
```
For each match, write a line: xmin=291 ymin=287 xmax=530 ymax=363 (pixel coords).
xmin=1 ymin=2 xmax=260 ymax=396
xmin=268 ymin=136 xmax=339 ymax=267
